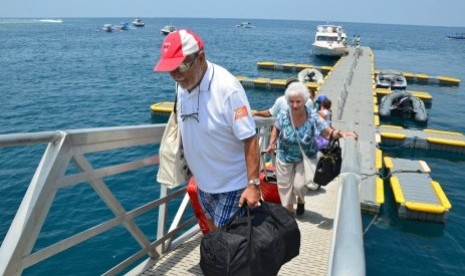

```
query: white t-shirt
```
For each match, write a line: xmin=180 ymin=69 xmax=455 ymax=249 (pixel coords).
xmin=177 ymin=62 xmax=256 ymax=193
xmin=268 ymin=96 xmax=314 ymax=117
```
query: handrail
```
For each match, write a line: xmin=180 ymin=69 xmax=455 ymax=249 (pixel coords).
xmin=328 ymin=138 xmax=365 ymax=276
xmin=0 ymin=130 xmax=64 ymax=147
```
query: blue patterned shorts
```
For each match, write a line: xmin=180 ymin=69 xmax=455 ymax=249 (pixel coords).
xmin=198 ymin=188 xmax=246 ymax=228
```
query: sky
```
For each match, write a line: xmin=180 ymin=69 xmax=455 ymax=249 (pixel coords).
xmin=1 ymin=0 xmax=465 ymax=28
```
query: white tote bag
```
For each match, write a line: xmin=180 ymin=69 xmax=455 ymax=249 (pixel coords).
xmin=289 ymin=111 xmax=318 ymax=188
xmin=156 ymin=109 xmax=190 ymax=188
xmin=300 ymin=149 xmax=316 ymax=184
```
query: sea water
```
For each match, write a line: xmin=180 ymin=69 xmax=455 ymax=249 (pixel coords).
xmin=1 ymin=18 xmax=464 ymax=275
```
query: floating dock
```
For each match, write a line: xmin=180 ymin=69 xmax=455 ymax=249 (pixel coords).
xmin=377 ymin=125 xmax=465 ymax=154
xmin=257 ymin=61 xmax=333 ymax=73
xmin=236 ymin=76 xmax=320 ymax=91
xmin=150 ymin=101 xmax=174 ymax=117
xmin=375 ymin=70 xmax=460 ymax=86
xmin=383 ymin=157 xmax=452 ymax=223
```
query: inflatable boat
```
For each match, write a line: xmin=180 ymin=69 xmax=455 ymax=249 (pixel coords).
xmin=297 ymin=68 xmax=324 ymax=83
xmin=379 ymin=90 xmax=428 ymax=123
xmin=375 ymin=70 xmax=407 ymax=90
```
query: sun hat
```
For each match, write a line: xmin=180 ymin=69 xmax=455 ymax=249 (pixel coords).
xmin=154 ymin=29 xmax=204 ymax=72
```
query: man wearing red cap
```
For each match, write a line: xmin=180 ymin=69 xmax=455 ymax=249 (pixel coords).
xmin=154 ymin=29 xmax=260 ymax=231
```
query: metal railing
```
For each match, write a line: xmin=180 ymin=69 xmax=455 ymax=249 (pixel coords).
xmin=328 ymin=138 xmax=365 ymax=276
xmin=0 ymin=124 xmax=198 ymax=275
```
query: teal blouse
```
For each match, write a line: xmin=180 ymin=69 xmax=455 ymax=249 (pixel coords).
xmin=275 ymin=107 xmax=328 ymax=163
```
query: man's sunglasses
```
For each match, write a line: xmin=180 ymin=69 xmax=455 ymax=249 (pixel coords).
xmin=177 ymin=53 xmax=199 ymax=73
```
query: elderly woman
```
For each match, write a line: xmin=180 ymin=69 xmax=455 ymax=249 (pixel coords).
xmin=265 ymin=82 xmax=357 ymax=216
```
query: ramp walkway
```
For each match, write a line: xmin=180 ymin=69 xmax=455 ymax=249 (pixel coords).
xmin=314 ymin=48 xmax=384 ymax=214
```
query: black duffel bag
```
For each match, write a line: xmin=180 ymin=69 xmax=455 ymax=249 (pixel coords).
xmin=313 ymin=137 xmax=342 ymax=186
xmin=200 ymin=201 xmax=300 ymax=276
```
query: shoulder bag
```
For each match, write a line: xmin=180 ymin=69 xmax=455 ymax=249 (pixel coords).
xmin=313 ymin=134 xmax=342 ymax=186
xmin=156 ymin=90 xmax=191 ymax=188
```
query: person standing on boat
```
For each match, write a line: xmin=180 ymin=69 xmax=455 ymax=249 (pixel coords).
xmin=265 ymin=82 xmax=357 ymax=215
xmin=154 ymin=29 xmax=260 ymax=231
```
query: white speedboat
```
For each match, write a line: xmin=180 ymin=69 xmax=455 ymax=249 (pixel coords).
xmin=312 ymin=25 xmax=348 ymax=57
xmin=375 ymin=70 xmax=407 ymax=90
xmin=102 ymin=24 xmax=113 ymax=32
xmin=132 ymin=18 xmax=145 ymax=27
xmin=39 ymin=19 xmax=63 ymax=23
xmin=236 ymin=22 xmax=254 ymax=28
xmin=160 ymin=25 xmax=176 ymax=35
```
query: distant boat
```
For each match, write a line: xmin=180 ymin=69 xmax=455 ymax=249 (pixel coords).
xmin=160 ymin=25 xmax=176 ymax=35
xmin=447 ymin=33 xmax=465 ymax=40
xmin=236 ymin=22 xmax=254 ymax=28
xmin=312 ymin=25 xmax=348 ymax=57
xmin=114 ymin=22 xmax=129 ymax=31
xmin=132 ymin=18 xmax=145 ymax=27
xmin=102 ymin=24 xmax=113 ymax=32
xmin=39 ymin=19 xmax=63 ymax=23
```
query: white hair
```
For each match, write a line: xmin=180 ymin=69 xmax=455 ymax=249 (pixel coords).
xmin=284 ymin=82 xmax=309 ymax=104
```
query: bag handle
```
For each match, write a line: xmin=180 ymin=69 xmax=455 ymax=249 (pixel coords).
xmin=260 ymin=151 xmax=276 ymax=182
xmin=289 ymin=110 xmax=308 ymax=160
xmin=224 ymin=204 xmax=252 ymax=229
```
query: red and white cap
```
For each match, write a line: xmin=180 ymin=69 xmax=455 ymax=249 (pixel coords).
xmin=154 ymin=29 xmax=204 ymax=72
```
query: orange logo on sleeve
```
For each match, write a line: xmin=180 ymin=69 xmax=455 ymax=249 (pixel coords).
xmin=234 ymin=106 xmax=249 ymax=120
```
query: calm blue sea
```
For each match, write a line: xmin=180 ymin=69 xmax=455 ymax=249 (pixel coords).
xmin=1 ymin=18 xmax=464 ymax=275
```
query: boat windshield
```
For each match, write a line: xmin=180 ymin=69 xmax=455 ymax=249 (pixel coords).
xmin=316 ymin=36 xmax=339 ymax=42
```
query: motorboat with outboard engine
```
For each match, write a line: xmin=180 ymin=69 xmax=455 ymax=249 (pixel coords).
xmin=132 ymin=18 xmax=145 ymax=27
xmin=102 ymin=24 xmax=113 ymax=32
xmin=379 ymin=90 xmax=428 ymax=123
xmin=297 ymin=68 xmax=324 ymax=83
xmin=375 ymin=70 xmax=407 ymax=90
xmin=236 ymin=22 xmax=254 ymax=28
xmin=446 ymin=33 xmax=465 ymax=40
xmin=160 ymin=25 xmax=176 ymax=35
xmin=114 ymin=23 xmax=129 ymax=31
